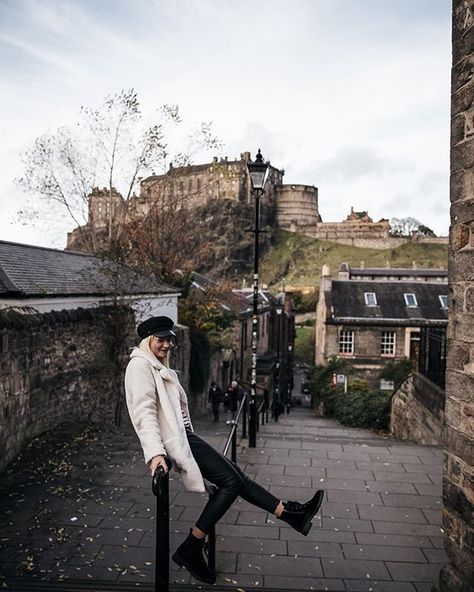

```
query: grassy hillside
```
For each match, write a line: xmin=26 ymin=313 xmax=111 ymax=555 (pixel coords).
xmin=260 ymin=231 xmax=448 ymax=289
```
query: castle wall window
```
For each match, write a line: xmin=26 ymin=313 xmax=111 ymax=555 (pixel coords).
xmin=381 ymin=331 xmax=396 ymax=356
xmin=364 ymin=292 xmax=377 ymax=306
xmin=339 ymin=329 xmax=354 ymax=354
xmin=439 ymin=295 xmax=448 ymax=309
xmin=404 ymin=293 xmax=418 ymax=307
xmin=188 ymin=178 xmax=193 ymax=191
xmin=197 ymin=179 xmax=201 ymax=191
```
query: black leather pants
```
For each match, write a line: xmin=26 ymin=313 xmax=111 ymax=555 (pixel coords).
xmin=186 ymin=431 xmax=280 ymax=534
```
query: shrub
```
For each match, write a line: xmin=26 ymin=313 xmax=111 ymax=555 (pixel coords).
xmin=308 ymin=359 xmax=391 ymax=431
xmin=381 ymin=358 xmax=414 ymax=388
xmin=294 ymin=326 xmax=315 ymax=365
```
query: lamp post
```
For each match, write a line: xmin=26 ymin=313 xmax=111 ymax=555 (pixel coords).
xmin=287 ymin=344 xmax=293 ymax=414
xmin=246 ymin=149 xmax=270 ymax=448
xmin=274 ymin=301 xmax=283 ymax=422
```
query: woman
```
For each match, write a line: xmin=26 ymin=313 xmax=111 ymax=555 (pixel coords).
xmin=125 ymin=316 xmax=324 ymax=585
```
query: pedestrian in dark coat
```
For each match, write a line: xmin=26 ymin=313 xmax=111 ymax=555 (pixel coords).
xmin=208 ymin=381 xmax=223 ymax=422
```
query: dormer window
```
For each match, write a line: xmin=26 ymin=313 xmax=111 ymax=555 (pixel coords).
xmin=364 ymin=292 xmax=377 ymax=306
xmin=439 ymin=295 xmax=448 ymax=309
xmin=404 ymin=293 xmax=418 ymax=307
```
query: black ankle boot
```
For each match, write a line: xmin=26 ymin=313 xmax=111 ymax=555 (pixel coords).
xmin=279 ymin=489 xmax=324 ymax=536
xmin=172 ymin=529 xmax=216 ymax=584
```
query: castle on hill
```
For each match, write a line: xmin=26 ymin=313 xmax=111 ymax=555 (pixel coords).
xmin=67 ymin=151 xmax=444 ymax=252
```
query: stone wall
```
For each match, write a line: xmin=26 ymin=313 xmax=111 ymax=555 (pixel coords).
xmin=0 ymin=306 xmax=193 ymax=474
xmin=0 ymin=306 xmax=135 ymax=473
xmin=390 ymin=372 xmax=445 ymax=445
xmin=439 ymin=2 xmax=474 ymax=590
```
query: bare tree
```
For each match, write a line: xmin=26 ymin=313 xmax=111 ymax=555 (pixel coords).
xmin=16 ymin=89 xmax=221 ymax=257
xmin=390 ymin=217 xmax=424 ymax=237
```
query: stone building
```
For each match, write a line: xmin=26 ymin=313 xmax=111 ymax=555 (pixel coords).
xmin=313 ymin=207 xmax=391 ymax=247
xmin=315 ymin=264 xmax=448 ymax=388
xmin=439 ymin=2 xmax=474 ymax=589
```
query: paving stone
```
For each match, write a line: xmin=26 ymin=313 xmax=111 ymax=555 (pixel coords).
xmin=237 ymin=552 xmax=323 ymax=577
xmin=373 ymin=472 xmax=432 ymax=483
xmin=364 ymin=480 xmax=418 ymax=494
xmin=379 ymin=492 xmax=442 ymax=508
xmin=321 ymin=557 xmax=391 ymax=579
xmin=326 ymin=469 xmax=375 ymax=480
xmin=422 ymin=548 xmax=449 ymax=563
xmin=386 ymin=561 xmax=445 ymax=582
xmin=327 ymin=490 xmax=383 ymax=505
xmin=313 ymin=477 xmax=368 ymax=491
xmin=264 ymin=575 xmax=345 ymax=590
xmin=280 ymin=525 xmax=356 ymax=544
xmin=345 ymin=581 xmax=417 ymax=591
xmin=342 ymin=543 xmax=426 ymax=562
xmin=284 ymin=464 xmax=326 ymax=476
xmin=287 ymin=540 xmax=344 ymax=558
xmin=357 ymin=461 xmax=407 ymax=473
xmin=355 ymin=532 xmax=434 ymax=548
xmin=214 ymin=534 xmax=287 ymax=554
xmin=321 ymin=517 xmax=374 ymax=533
xmin=358 ymin=506 xmax=428 ymax=523
xmin=403 ymin=463 xmax=443 ymax=475
xmin=216 ymin=572 xmax=263 ymax=587
xmin=320 ymin=502 xmax=359 ymax=519
xmin=421 ymin=509 xmax=443 ymax=525
xmin=311 ymin=458 xmax=358 ymax=469
xmin=413 ymin=483 xmax=443 ymax=496
xmin=372 ymin=521 xmax=444 ymax=537
xmin=429 ymin=536 xmax=445 ymax=549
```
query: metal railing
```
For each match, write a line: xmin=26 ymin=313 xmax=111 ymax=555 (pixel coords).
xmin=152 ymin=457 xmax=173 ymax=592
xmin=419 ymin=326 xmax=447 ymax=390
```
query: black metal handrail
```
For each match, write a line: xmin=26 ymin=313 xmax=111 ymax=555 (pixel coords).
xmin=152 ymin=457 xmax=173 ymax=592
xmin=223 ymin=393 xmax=247 ymax=461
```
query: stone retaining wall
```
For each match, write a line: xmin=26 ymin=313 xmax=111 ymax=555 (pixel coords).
xmin=0 ymin=306 xmax=137 ymax=473
xmin=390 ymin=372 xmax=445 ymax=445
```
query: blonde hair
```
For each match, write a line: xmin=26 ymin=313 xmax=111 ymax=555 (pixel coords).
xmin=139 ymin=335 xmax=170 ymax=367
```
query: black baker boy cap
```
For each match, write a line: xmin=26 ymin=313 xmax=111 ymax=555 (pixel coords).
xmin=137 ymin=316 xmax=176 ymax=339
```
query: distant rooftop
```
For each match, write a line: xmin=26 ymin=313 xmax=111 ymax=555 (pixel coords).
xmin=330 ymin=280 xmax=448 ymax=325
xmin=0 ymin=240 xmax=177 ymax=298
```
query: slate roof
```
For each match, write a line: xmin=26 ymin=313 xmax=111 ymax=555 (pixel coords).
xmin=329 ymin=280 xmax=448 ymax=325
xmin=0 ymin=240 xmax=177 ymax=298
xmin=190 ymin=272 xmax=251 ymax=315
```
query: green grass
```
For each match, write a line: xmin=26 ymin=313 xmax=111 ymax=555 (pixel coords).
xmin=260 ymin=231 xmax=448 ymax=288
xmin=294 ymin=325 xmax=315 ymax=365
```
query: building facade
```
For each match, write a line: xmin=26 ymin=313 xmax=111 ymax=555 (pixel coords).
xmin=315 ymin=264 xmax=449 ymax=388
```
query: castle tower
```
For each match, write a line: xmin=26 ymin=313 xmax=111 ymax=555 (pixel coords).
xmin=275 ymin=184 xmax=321 ymax=236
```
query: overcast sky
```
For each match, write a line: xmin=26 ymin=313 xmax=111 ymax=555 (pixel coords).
xmin=0 ymin=0 xmax=452 ymax=248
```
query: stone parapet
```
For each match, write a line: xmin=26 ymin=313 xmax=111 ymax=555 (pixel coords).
xmin=390 ymin=372 xmax=445 ymax=445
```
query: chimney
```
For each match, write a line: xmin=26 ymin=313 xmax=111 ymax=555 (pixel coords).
xmin=321 ymin=264 xmax=332 ymax=293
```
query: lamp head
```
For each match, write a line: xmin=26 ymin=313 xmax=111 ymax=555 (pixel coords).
xmin=247 ymin=149 xmax=270 ymax=191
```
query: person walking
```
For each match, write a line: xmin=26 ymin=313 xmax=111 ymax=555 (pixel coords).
xmin=125 ymin=316 xmax=324 ymax=585
xmin=208 ymin=381 xmax=222 ymax=422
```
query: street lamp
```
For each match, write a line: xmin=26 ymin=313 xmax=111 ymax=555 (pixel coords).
xmin=247 ymin=149 xmax=270 ymax=448
xmin=287 ymin=344 xmax=293 ymax=414
xmin=274 ymin=300 xmax=283 ymax=422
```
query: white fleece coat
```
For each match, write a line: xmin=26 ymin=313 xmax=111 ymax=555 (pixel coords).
xmin=125 ymin=347 xmax=205 ymax=493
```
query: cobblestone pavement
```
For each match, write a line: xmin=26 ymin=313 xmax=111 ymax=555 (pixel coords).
xmin=0 ymin=406 xmax=446 ymax=591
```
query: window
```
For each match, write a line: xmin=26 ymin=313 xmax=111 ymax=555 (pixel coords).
xmin=380 ymin=379 xmax=395 ymax=391
xmin=364 ymin=292 xmax=377 ymax=306
xmin=404 ymin=293 xmax=418 ymax=307
xmin=381 ymin=331 xmax=396 ymax=356
xmin=439 ymin=295 xmax=448 ymax=309
xmin=339 ymin=329 xmax=354 ymax=354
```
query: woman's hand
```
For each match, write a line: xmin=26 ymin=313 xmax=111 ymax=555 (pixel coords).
xmin=149 ymin=455 xmax=168 ymax=476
